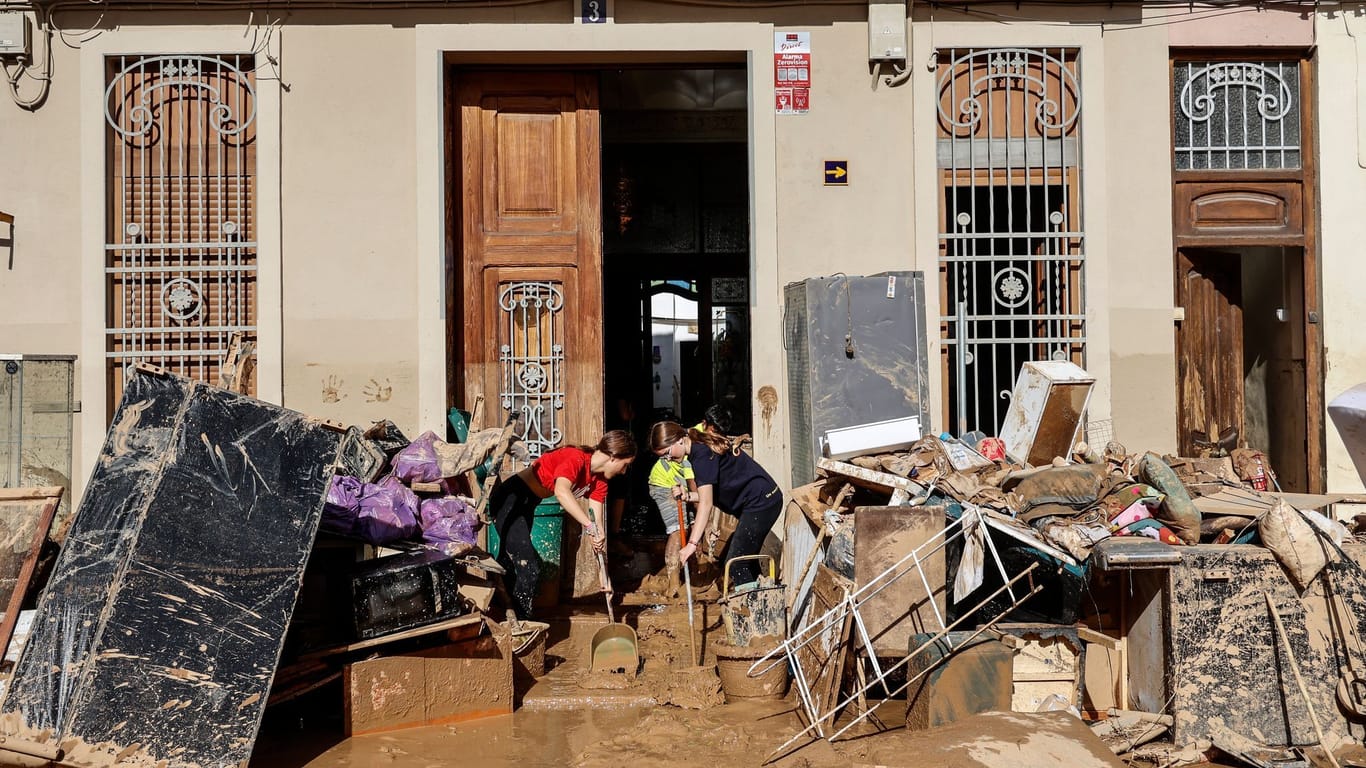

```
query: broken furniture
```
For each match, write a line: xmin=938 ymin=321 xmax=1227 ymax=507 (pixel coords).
xmin=0 ymin=486 xmax=61 ymax=661
xmin=753 ymin=505 xmax=1045 ymax=758
xmin=853 ymin=504 xmax=947 ymax=659
xmin=784 ymin=272 xmax=931 ymax=486
xmin=0 ymin=366 xmax=346 ymax=768
xmin=904 ymin=631 xmax=1013 ymax=730
xmin=998 ymin=360 xmax=1095 ymax=467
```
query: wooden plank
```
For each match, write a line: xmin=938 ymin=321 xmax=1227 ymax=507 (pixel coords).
xmin=797 ymin=565 xmax=854 ymax=734
xmin=816 ymin=457 xmax=926 ymax=496
xmin=853 ymin=506 xmax=946 ymax=657
xmin=0 ymin=487 xmax=62 ymax=664
xmin=0 ymin=487 xmax=64 ymax=502
xmin=301 ymin=613 xmax=485 ymax=660
xmin=1 ymin=369 xmax=345 ymax=768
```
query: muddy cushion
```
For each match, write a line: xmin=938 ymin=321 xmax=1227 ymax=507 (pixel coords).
xmin=1136 ymin=452 xmax=1201 ymax=545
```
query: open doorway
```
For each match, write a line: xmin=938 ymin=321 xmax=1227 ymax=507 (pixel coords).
xmin=599 ymin=68 xmax=752 ymax=536
xmin=1175 ymin=246 xmax=1309 ymax=491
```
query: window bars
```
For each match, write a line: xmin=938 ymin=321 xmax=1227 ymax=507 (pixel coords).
xmin=936 ymin=48 xmax=1085 ymax=438
xmin=498 ymin=281 xmax=566 ymax=459
xmin=1173 ymin=60 xmax=1300 ymax=171
xmin=104 ymin=55 xmax=258 ymax=402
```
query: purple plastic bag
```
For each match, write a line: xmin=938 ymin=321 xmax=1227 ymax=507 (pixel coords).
xmin=354 ymin=475 xmax=421 ymax=544
xmin=392 ymin=431 xmax=442 ymax=484
xmin=322 ymin=475 xmax=364 ymax=536
xmin=420 ymin=496 xmax=479 ymax=548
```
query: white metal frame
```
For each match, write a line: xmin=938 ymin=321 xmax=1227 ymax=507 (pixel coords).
xmin=751 ymin=505 xmax=1048 ymax=760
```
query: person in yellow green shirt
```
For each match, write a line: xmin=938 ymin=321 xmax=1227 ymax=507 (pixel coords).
xmin=649 ymin=450 xmax=698 ymax=600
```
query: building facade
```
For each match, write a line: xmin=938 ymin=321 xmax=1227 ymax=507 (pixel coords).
xmin=1 ymin=0 xmax=1361 ymax=502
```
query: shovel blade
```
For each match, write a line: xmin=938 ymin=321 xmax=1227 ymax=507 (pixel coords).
xmin=589 ymin=623 xmax=640 ymax=678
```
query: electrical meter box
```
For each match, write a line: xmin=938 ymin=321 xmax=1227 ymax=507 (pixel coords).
xmin=867 ymin=2 xmax=907 ymax=62
xmin=0 ymin=355 xmax=76 ymax=524
xmin=0 ymin=13 xmax=31 ymax=58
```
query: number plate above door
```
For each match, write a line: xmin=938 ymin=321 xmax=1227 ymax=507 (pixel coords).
xmin=578 ymin=0 xmax=608 ymax=23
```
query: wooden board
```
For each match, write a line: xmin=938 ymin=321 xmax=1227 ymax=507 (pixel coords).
xmin=816 ymin=457 xmax=926 ymax=500
xmin=0 ymin=368 xmax=344 ymax=768
xmin=0 ymin=487 xmax=62 ymax=662
xmin=852 ymin=505 xmax=946 ymax=657
xmin=797 ymin=565 xmax=854 ymax=734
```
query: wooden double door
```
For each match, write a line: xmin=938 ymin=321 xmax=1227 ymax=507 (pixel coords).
xmin=450 ymin=72 xmax=604 ymax=454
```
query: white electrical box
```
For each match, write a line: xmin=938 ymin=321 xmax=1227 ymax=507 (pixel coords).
xmin=0 ymin=13 xmax=31 ymax=58
xmin=868 ymin=1 xmax=906 ymax=62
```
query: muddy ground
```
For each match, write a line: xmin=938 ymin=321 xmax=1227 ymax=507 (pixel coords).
xmin=246 ymin=582 xmax=1160 ymax=768
xmin=252 ymin=588 xmax=886 ymax=768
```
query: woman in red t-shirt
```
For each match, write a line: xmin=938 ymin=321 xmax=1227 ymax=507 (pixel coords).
xmin=488 ymin=430 xmax=636 ymax=619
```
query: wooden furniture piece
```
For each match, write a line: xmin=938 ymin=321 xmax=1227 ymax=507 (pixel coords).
xmin=0 ymin=486 xmax=62 ymax=662
xmin=0 ymin=366 xmax=345 ymax=768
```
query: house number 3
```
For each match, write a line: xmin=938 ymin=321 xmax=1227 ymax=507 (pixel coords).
xmin=581 ymin=0 xmax=605 ymax=23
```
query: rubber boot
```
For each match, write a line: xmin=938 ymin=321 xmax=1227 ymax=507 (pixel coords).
xmin=663 ymin=534 xmax=681 ymax=602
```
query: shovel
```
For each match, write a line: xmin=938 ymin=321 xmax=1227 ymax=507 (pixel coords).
xmin=588 ymin=548 xmax=639 ymax=677
xmin=678 ymin=484 xmax=699 ymax=666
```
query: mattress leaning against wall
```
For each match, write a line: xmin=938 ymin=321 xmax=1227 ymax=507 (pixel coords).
xmin=0 ymin=365 xmax=346 ymax=768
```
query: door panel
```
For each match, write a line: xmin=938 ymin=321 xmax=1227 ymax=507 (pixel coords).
xmin=1176 ymin=249 xmax=1243 ymax=457
xmin=458 ymin=72 xmax=602 ymax=453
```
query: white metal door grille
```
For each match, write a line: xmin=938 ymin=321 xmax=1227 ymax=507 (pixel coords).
xmin=499 ymin=281 xmax=565 ymax=459
xmin=1174 ymin=60 xmax=1300 ymax=170
xmin=936 ymin=48 xmax=1085 ymax=436
xmin=104 ymin=54 xmax=257 ymax=406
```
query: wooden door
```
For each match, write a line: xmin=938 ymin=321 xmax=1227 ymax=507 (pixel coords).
xmin=456 ymin=72 xmax=603 ymax=454
xmin=1175 ymin=249 xmax=1243 ymax=457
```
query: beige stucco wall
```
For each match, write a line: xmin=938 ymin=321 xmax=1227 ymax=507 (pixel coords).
xmin=0 ymin=30 xmax=86 ymax=493
xmin=1104 ymin=12 xmax=1180 ymax=454
xmin=277 ymin=24 xmax=421 ymax=431
xmin=1316 ymin=10 xmax=1366 ymax=492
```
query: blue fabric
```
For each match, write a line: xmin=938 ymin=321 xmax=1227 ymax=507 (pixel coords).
xmin=688 ymin=441 xmax=778 ymax=515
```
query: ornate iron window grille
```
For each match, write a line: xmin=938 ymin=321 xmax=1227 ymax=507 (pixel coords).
xmin=103 ymin=54 xmax=257 ymax=401
xmin=936 ymin=47 xmax=1086 ymax=436
xmin=1174 ymin=61 xmax=1300 ymax=170
xmin=498 ymin=281 xmax=566 ymax=459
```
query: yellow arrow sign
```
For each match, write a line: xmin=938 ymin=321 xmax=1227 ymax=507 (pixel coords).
xmin=825 ymin=166 xmax=846 ymax=179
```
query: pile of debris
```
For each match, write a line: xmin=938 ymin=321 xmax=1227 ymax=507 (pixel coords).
xmin=0 ymin=365 xmax=535 ymax=768
xmin=770 ymin=363 xmax=1366 ymax=768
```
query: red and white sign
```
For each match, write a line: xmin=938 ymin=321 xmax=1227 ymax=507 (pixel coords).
xmin=774 ymin=31 xmax=810 ymax=115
